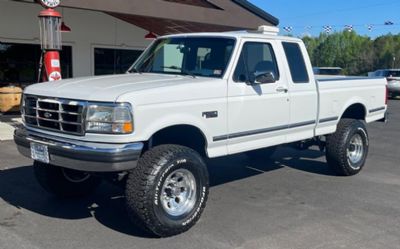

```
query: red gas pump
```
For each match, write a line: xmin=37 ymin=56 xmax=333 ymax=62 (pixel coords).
xmin=37 ymin=0 xmax=62 ymax=82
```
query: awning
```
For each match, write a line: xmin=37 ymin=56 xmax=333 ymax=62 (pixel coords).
xmin=60 ymin=0 xmax=279 ymax=35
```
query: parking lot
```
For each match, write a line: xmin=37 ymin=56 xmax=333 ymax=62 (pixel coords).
xmin=0 ymin=100 xmax=399 ymax=249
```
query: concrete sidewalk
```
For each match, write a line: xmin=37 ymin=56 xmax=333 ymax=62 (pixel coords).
xmin=0 ymin=122 xmax=15 ymax=141
xmin=0 ymin=115 xmax=21 ymax=141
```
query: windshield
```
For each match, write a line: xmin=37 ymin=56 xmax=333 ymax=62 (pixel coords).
xmin=131 ymin=37 xmax=235 ymax=78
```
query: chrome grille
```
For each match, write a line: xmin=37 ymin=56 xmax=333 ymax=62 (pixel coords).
xmin=22 ymin=95 xmax=86 ymax=135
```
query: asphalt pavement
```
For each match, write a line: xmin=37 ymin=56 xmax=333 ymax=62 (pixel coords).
xmin=0 ymin=100 xmax=399 ymax=249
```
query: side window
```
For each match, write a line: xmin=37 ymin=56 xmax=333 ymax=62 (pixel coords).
xmin=233 ymin=42 xmax=279 ymax=83
xmin=282 ymin=42 xmax=309 ymax=83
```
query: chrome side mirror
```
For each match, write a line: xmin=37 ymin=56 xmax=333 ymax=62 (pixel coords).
xmin=253 ymin=71 xmax=276 ymax=84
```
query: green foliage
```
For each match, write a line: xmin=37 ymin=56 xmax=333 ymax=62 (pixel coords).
xmin=302 ymin=31 xmax=400 ymax=75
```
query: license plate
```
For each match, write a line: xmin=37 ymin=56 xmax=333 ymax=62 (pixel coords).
xmin=30 ymin=142 xmax=49 ymax=164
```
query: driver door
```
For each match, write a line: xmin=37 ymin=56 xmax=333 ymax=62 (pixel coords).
xmin=226 ymin=39 xmax=290 ymax=154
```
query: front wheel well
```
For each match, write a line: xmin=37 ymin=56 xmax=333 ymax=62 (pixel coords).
xmin=340 ymin=103 xmax=366 ymax=121
xmin=146 ymin=125 xmax=208 ymax=157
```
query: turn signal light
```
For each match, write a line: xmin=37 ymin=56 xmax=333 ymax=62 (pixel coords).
xmin=123 ymin=122 xmax=133 ymax=133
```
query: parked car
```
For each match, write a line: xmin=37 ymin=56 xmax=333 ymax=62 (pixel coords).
xmin=369 ymin=69 xmax=400 ymax=98
xmin=14 ymin=26 xmax=387 ymax=237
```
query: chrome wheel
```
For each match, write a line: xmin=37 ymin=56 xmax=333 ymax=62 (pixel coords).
xmin=347 ymin=134 xmax=364 ymax=168
xmin=161 ymin=169 xmax=197 ymax=217
xmin=62 ymin=168 xmax=91 ymax=183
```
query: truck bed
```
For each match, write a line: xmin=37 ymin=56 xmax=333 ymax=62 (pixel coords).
xmin=315 ymin=76 xmax=387 ymax=136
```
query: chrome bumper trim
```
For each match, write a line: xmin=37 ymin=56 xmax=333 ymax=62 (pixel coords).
xmin=14 ymin=127 xmax=143 ymax=172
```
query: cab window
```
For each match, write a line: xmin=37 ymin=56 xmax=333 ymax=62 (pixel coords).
xmin=282 ymin=42 xmax=309 ymax=83
xmin=233 ymin=42 xmax=279 ymax=83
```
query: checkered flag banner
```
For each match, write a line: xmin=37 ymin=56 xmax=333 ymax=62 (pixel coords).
xmin=283 ymin=26 xmax=293 ymax=33
xmin=344 ymin=25 xmax=353 ymax=32
xmin=367 ymin=24 xmax=373 ymax=32
xmin=384 ymin=21 xmax=394 ymax=25
xmin=323 ymin=25 xmax=333 ymax=34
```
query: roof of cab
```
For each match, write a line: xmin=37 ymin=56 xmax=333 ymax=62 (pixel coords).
xmin=160 ymin=29 xmax=303 ymax=43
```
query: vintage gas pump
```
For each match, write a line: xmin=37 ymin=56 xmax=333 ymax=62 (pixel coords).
xmin=37 ymin=0 xmax=62 ymax=82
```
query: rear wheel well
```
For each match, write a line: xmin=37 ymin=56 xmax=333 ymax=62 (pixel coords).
xmin=146 ymin=125 xmax=207 ymax=157
xmin=341 ymin=103 xmax=366 ymax=120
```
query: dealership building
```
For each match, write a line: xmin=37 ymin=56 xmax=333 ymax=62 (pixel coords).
xmin=0 ymin=0 xmax=278 ymax=86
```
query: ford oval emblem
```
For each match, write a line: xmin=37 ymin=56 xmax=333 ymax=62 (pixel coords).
xmin=44 ymin=112 xmax=52 ymax=118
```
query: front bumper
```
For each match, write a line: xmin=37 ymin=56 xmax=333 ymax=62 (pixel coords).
xmin=14 ymin=127 xmax=144 ymax=172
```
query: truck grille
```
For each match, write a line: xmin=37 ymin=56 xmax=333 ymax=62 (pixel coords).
xmin=22 ymin=95 xmax=86 ymax=135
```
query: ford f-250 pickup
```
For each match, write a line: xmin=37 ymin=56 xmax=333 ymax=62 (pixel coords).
xmin=14 ymin=26 xmax=388 ymax=237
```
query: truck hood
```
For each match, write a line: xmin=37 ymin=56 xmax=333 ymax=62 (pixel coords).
xmin=24 ymin=73 xmax=201 ymax=102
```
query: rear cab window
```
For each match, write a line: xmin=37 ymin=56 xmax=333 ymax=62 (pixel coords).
xmin=282 ymin=42 xmax=309 ymax=83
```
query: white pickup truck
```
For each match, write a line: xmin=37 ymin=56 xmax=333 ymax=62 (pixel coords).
xmin=15 ymin=26 xmax=387 ymax=237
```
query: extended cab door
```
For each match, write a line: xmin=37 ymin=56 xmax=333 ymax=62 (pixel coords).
xmin=224 ymin=39 xmax=290 ymax=154
xmin=281 ymin=41 xmax=318 ymax=142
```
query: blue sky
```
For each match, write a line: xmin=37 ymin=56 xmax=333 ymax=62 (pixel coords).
xmin=249 ymin=0 xmax=400 ymax=38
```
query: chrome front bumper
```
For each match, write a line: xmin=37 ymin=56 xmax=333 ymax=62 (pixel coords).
xmin=14 ymin=127 xmax=144 ymax=172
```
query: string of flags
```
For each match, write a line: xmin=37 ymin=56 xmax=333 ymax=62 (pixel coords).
xmin=282 ymin=20 xmax=397 ymax=34
xmin=344 ymin=25 xmax=353 ymax=32
xmin=323 ymin=25 xmax=333 ymax=34
xmin=283 ymin=26 xmax=293 ymax=33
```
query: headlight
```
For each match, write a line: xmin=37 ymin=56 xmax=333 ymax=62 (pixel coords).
xmin=85 ymin=103 xmax=133 ymax=134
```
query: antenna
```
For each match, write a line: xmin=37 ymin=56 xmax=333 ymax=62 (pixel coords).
xmin=257 ymin=26 xmax=279 ymax=35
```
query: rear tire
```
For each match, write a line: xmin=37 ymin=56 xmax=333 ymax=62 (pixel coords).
xmin=246 ymin=146 xmax=277 ymax=160
xmin=325 ymin=119 xmax=369 ymax=176
xmin=125 ymin=145 xmax=209 ymax=237
xmin=33 ymin=161 xmax=101 ymax=197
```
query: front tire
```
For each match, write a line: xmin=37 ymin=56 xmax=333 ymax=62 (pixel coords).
xmin=325 ymin=119 xmax=369 ymax=176
xmin=125 ymin=145 xmax=209 ymax=237
xmin=33 ymin=161 xmax=101 ymax=197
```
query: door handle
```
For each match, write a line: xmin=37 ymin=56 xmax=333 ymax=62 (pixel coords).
xmin=276 ymin=86 xmax=288 ymax=93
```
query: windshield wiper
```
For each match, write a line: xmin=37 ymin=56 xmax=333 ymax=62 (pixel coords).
xmin=162 ymin=66 xmax=196 ymax=78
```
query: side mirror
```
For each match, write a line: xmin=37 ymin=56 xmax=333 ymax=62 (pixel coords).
xmin=253 ymin=71 xmax=276 ymax=84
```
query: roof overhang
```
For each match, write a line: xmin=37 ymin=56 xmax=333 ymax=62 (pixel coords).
xmin=57 ymin=0 xmax=279 ymax=35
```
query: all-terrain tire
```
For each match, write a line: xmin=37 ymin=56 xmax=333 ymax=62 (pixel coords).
xmin=326 ymin=119 xmax=369 ymax=176
xmin=246 ymin=146 xmax=277 ymax=160
xmin=125 ymin=145 xmax=209 ymax=237
xmin=33 ymin=161 xmax=101 ymax=197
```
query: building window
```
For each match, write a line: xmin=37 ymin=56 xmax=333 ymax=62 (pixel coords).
xmin=0 ymin=42 xmax=73 ymax=87
xmin=94 ymin=48 xmax=143 ymax=76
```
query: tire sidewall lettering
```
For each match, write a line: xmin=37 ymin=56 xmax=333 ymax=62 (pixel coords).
xmin=152 ymin=156 xmax=207 ymax=227
xmin=182 ymin=186 xmax=206 ymax=226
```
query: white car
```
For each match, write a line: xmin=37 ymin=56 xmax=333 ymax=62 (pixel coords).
xmin=369 ymin=69 xmax=400 ymax=98
xmin=15 ymin=26 xmax=387 ymax=237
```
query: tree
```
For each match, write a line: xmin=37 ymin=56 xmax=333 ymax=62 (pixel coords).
xmin=302 ymin=32 xmax=400 ymax=75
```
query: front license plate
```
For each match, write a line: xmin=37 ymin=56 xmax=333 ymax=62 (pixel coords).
xmin=30 ymin=142 xmax=49 ymax=164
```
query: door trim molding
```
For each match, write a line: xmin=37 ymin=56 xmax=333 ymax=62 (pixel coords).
xmin=213 ymin=120 xmax=316 ymax=141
